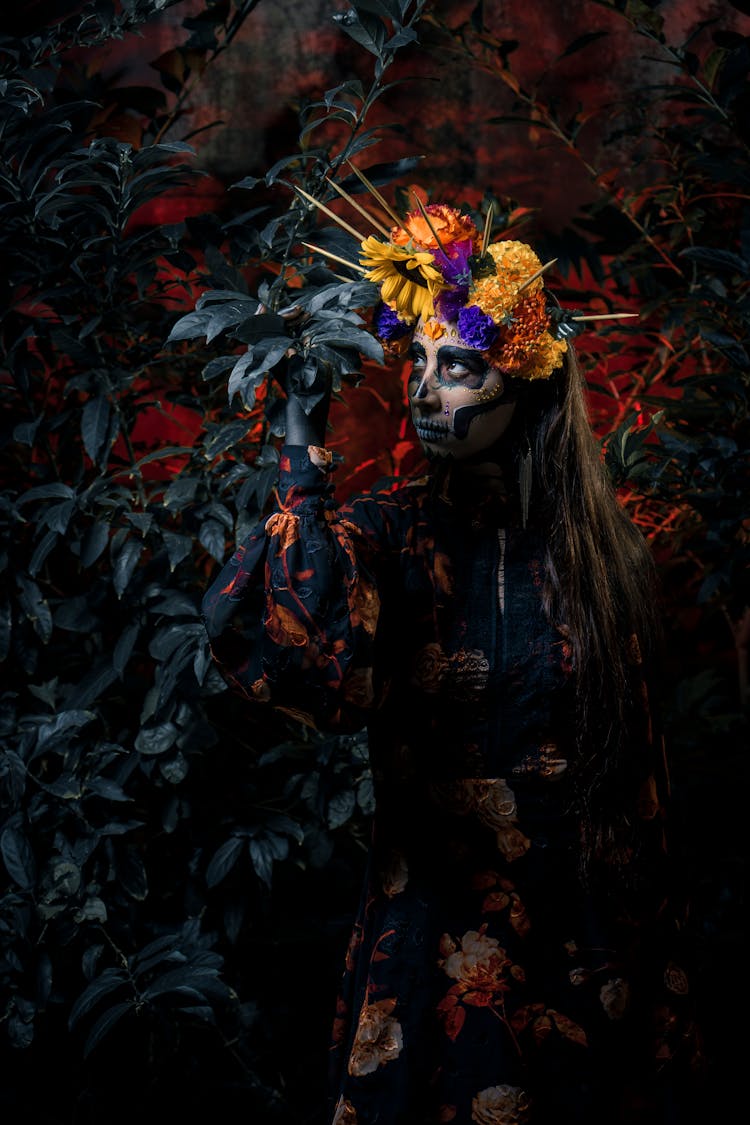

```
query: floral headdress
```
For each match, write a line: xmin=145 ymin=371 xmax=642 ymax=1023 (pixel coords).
xmin=298 ymin=167 xmax=636 ymax=382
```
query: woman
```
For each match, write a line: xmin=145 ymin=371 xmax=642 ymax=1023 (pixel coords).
xmin=201 ymin=198 xmax=698 ymax=1123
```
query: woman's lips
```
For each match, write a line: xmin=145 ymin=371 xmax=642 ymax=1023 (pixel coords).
xmin=414 ymin=422 xmax=451 ymax=441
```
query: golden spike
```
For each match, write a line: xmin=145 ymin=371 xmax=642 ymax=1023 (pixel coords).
xmin=344 ymin=159 xmax=410 ymax=237
xmin=517 ymin=258 xmax=558 ymax=292
xmin=411 ymin=191 xmax=446 ymax=257
xmin=481 ymin=202 xmax=494 ymax=258
xmin=325 ymin=176 xmax=392 ymax=240
xmin=301 ymin=242 xmax=367 ymax=274
xmin=294 ymin=186 xmax=368 ymax=242
xmin=570 ymin=312 xmax=639 ymax=322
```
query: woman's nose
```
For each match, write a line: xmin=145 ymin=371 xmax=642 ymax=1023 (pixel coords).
xmin=411 ymin=362 xmax=439 ymax=402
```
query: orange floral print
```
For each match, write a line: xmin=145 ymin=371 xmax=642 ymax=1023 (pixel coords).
xmin=412 ymin=642 xmax=450 ymax=692
xmin=471 ymin=1084 xmax=531 ymax=1125
xmin=430 ymin=779 xmax=531 ymax=861
xmin=664 ymin=962 xmax=690 ymax=995
xmin=264 ymin=599 xmax=308 ymax=648
xmin=380 ymin=849 xmax=409 ymax=897
xmin=436 ymin=924 xmax=522 ymax=1041
xmin=600 ymin=977 xmax=631 ymax=1020
xmin=347 ymin=997 xmax=403 ymax=1077
xmin=511 ymin=1002 xmax=588 ymax=1047
xmin=265 ymin=510 xmax=300 ymax=552
xmin=331 ymin=1095 xmax=358 ymax=1124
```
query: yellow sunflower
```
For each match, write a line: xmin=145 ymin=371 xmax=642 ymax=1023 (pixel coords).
xmin=359 ymin=235 xmax=445 ymax=322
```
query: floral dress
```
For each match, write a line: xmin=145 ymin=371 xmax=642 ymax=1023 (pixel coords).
xmin=201 ymin=445 xmax=698 ymax=1125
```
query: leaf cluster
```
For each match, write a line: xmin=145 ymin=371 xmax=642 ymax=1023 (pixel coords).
xmin=1 ymin=2 xmax=412 ymax=1119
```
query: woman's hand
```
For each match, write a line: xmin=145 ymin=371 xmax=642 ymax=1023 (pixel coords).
xmin=285 ymin=382 xmax=331 ymax=447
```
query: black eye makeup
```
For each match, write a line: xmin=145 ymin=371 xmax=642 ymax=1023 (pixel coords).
xmin=409 ymin=343 xmax=490 ymax=390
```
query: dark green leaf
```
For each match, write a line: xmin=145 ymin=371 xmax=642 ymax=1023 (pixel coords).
xmin=135 ymin=722 xmax=179 ymax=756
xmin=40 ymin=499 xmax=75 ymax=535
xmin=80 ymin=522 xmax=110 ymax=568
xmin=199 ymin=519 xmax=226 ymax=563
xmin=85 ymin=777 xmax=131 ymax=802
xmin=248 ymin=838 xmax=274 ymax=888
xmin=558 ymin=31 xmax=609 ymax=59
xmin=162 ymin=531 xmax=194 ymax=570
xmin=66 ymin=662 xmax=118 ymax=710
xmin=1 ymin=827 xmax=36 ymax=890
xmin=29 ymin=530 xmax=58 ymax=577
xmin=119 ymin=849 xmax=148 ymax=899
xmin=82 ymin=1002 xmax=133 ymax=1059
xmin=166 ymin=310 xmax=212 ymax=343
xmin=82 ymin=395 xmax=111 ymax=465
xmin=680 ymin=246 xmax=749 ymax=275
xmin=16 ymin=575 xmax=52 ymax=642
xmin=112 ymin=539 xmax=143 ymax=598
xmin=18 ymin=484 xmax=75 ymax=506
xmin=206 ymin=836 xmax=244 ymax=887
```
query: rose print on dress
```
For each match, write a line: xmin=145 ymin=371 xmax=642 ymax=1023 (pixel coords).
xmin=347 ymin=997 xmax=404 ymax=1077
xmin=436 ymin=924 xmax=524 ymax=1043
xmin=331 ymin=1095 xmax=358 ymax=1124
xmin=510 ymin=1002 xmax=587 ymax=1047
xmin=471 ymin=1084 xmax=531 ymax=1125
xmin=429 ymin=779 xmax=531 ymax=861
xmin=599 ymin=976 xmax=631 ymax=1020
xmin=379 ymin=849 xmax=409 ymax=897
xmin=471 ymin=870 xmax=531 ymax=937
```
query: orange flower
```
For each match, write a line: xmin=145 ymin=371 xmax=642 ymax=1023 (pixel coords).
xmin=512 ymin=331 xmax=567 ymax=382
xmin=470 ymin=240 xmax=544 ymax=323
xmin=422 ymin=317 xmax=446 ymax=340
xmin=489 ymin=291 xmax=549 ymax=372
xmin=391 ymin=204 xmax=478 ymax=253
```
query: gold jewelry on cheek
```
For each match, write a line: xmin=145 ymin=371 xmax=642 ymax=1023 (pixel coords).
xmin=472 ymin=384 xmax=503 ymax=403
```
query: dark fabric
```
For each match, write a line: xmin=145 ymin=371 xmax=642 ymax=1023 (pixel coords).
xmin=202 ymin=447 xmax=701 ymax=1125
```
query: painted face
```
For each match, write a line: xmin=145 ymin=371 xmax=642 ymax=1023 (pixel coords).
xmin=407 ymin=317 xmax=518 ymax=461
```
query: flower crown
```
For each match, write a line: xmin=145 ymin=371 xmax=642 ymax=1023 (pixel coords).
xmin=298 ymin=169 xmax=636 ymax=382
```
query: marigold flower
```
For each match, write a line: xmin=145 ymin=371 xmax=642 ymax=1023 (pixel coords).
xmin=470 ymin=241 xmax=545 ymax=325
xmin=489 ymin=291 xmax=549 ymax=372
xmin=512 ymin=331 xmax=567 ymax=382
xmin=391 ymin=204 xmax=478 ymax=253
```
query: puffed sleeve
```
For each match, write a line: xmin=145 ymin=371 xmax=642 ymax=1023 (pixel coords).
xmin=200 ymin=444 xmax=397 ymax=732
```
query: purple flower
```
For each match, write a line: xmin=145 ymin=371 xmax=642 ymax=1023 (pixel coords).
xmin=374 ymin=302 xmax=412 ymax=340
xmin=457 ymin=305 xmax=499 ymax=350
xmin=434 ymin=238 xmax=475 ymax=288
xmin=436 ymin=286 xmax=469 ymax=322
xmin=433 ymin=237 xmax=475 ymax=323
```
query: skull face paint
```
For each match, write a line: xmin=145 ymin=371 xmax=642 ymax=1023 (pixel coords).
xmin=408 ymin=317 xmax=518 ymax=461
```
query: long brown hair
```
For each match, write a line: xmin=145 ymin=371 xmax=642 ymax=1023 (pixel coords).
xmin=523 ymin=344 xmax=664 ymax=876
